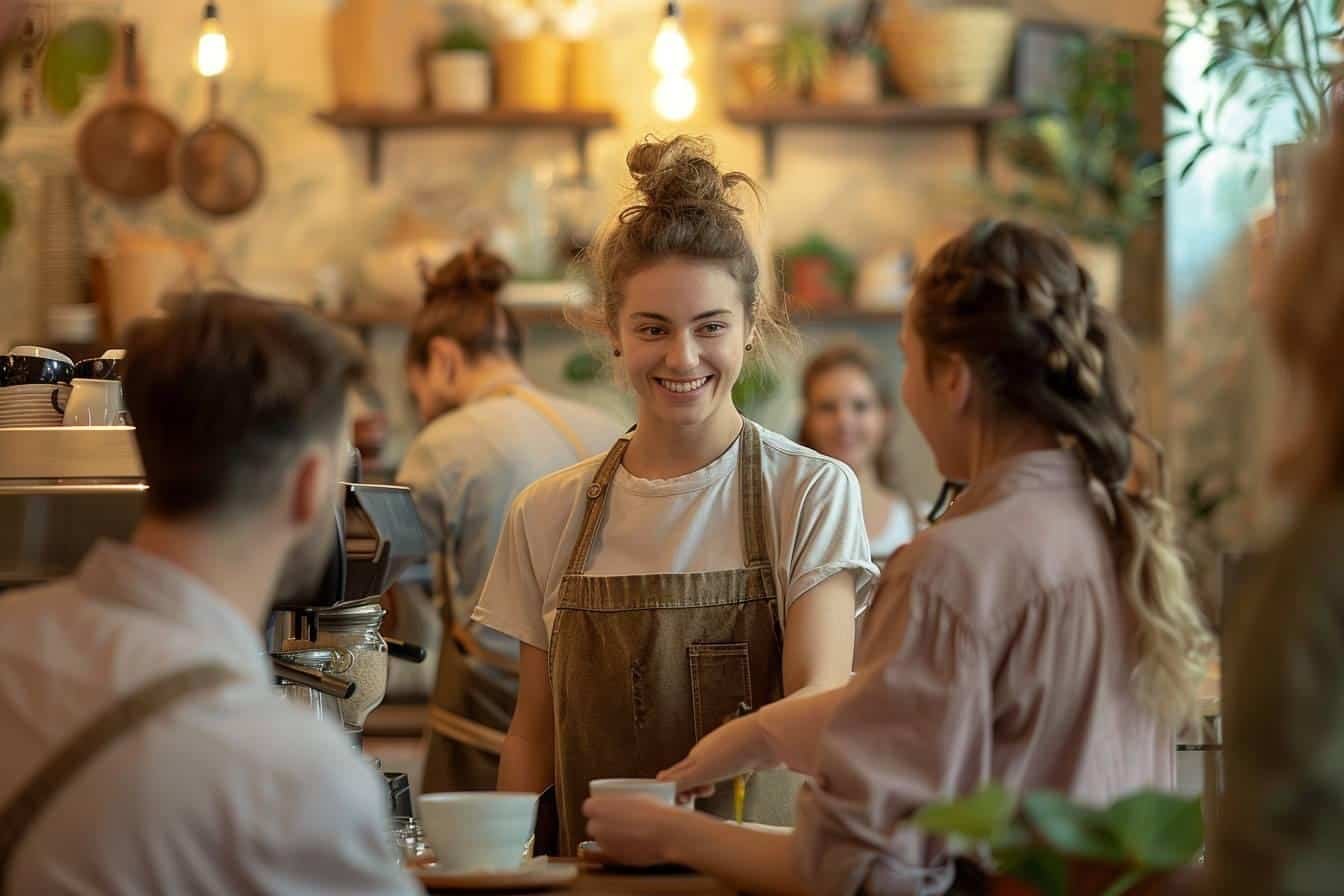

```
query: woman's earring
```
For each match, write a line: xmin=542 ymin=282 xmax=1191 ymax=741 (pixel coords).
xmin=613 ymin=347 xmax=622 ymax=357
xmin=745 ymin=343 xmax=754 ymax=352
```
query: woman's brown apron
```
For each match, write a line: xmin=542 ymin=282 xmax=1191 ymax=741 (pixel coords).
xmin=548 ymin=422 xmax=801 ymax=854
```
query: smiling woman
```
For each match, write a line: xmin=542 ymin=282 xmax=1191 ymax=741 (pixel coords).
xmin=470 ymin=135 xmax=879 ymax=855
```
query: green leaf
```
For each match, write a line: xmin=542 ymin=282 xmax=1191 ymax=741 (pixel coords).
xmin=911 ymin=783 xmax=1018 ymax=842
xmin=1000 ymin=850 xmax=1068 ymax=896
xmin=1022 ymin=791 xmax=1126 ymax=862
xmin=1180 ymin=142 xmax=1213 ymax=180
xmin=1101 ymin=867 xmax=1154 ymax=896
xmin=1166 ymin=85 xmax=1188 ymax=114
xmin=563 ymin=350 xmax=603 ymax=383
xmin=40 ymin=18 xmax=114 ymax=116
xmin=1104 ymin=791 xmax=1204 ymax=868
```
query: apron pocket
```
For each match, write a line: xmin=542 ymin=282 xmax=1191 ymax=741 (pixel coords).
xmin=688 ymin=642 xmax=753 ymax=742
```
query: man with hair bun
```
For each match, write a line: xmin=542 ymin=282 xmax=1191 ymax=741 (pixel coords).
xmin=398 ymin=243 xmax=622 ymax=794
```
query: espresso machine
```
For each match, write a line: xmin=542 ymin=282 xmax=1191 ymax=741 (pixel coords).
xmin=0 ymin=425 xmax=429 ymax=817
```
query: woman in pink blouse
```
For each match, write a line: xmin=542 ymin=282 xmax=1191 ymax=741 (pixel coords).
xmin=583 ymin=220 xmax=1214 ymax=895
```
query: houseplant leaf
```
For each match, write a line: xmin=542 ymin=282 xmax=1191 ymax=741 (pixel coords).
xmin=912 ymin=783 xmax=1018 ymax=842
xmin=1022 ymin=791 xmax=1126 ymax=863
xmin=1103 ymin=790 xmax=1204 ymax=869
xmin=40 ymin=18 xmax=113 ymax=116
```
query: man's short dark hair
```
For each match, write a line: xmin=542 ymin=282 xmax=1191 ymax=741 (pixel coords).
xmin=122 ymin=291 xmax=365 ymax=519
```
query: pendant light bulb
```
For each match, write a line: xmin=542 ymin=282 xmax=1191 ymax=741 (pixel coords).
xmin=649 ymin=2 xmax=691 ymax=75
xmin=195 ymin=2 xmax=230 ymax=78
xmin=653 ymin=73 xmax=697 ymax=121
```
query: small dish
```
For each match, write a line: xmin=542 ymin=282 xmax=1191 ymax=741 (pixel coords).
xmin=414 ymin=856 xmax=578 ymax=891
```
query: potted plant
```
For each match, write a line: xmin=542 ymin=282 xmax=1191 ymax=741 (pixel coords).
xmin=988 ymin=35 xmax=1162 ymax=310
xmin=780 ymin=233 xmax=856 ymax=310
xmin=816 ymin=0 xmax=884 ymax=106
xmin=913 ymin=784 xmax=1204 ymax=896
xmin=773 ymin=22 xmax=830 ymax=101
xmin=430 ymin=24 xmax=491 ymax=111
xmin=1167 ymin=0 xmax=1344 ymax=232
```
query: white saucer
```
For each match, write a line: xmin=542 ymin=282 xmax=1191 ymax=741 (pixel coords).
xmin=414 ymin=857 xmax=579 ymax=891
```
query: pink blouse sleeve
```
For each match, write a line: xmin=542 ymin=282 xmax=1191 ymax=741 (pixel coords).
xmin=791 ymin=562 xmax=994 ymax=896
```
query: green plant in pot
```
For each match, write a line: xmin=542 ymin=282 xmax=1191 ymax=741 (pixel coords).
xmin=0 ymin=17 xmax=114 ymax=247
xmin=773 ymin=22 xmax=830 ymax=101
xmin=780 ymin=233 xmax=856 ymax=311
xmin=1167 ymin=0 xmax=1344 ymax=232
xmin=989 ymin=34 xmax=1162 ymax=309
xmin=913 ymin=784 xmax=1204 ymax=896
xmin=431 ymin=23 xmax=492 ymax=112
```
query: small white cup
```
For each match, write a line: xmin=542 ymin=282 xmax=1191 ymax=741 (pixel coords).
xmin=588 ymin=778 xmax=677 ymax=804
xmin=56 ymin=378 xmax=128 ymax=426
xmin=417 ymin=793 xmax=538 ymax=872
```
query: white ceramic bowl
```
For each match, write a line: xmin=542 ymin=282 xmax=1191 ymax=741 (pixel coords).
xmin=588 ymin=778 xmax=676 ymax=804
xmin=417 ymin=792 xmax=538 ymax=872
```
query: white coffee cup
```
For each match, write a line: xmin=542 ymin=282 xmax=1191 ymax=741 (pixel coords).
xmin=417 ymin=792 xmax=538 ymax=872
xmin=588 ymin=778 xmax=677 ymax=804
xmin=55 ymin=378 xmax=128 ymax=426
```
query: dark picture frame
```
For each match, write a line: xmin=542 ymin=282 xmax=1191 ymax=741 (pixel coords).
xmin=1011 ymin=20 xmax=1088 ymax=112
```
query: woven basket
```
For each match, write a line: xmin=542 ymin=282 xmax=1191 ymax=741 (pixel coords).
xmin=881 ymin=3 xmax=1015 ymax=106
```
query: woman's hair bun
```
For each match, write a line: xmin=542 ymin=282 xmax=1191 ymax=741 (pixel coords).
xmin=423 ymin=243 xmax=513 ymax=305
xmin=626 ymin=135 xmax=732 ymax=209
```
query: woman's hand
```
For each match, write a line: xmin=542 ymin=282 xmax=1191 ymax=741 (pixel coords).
xmin=657 ymin=714 xmax=777 ymax=799
xmin=583 ymin=796 xmax=692 ymax=867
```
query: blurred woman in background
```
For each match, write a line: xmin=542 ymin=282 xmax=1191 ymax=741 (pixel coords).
xmin=1211 ymin=122 xmax=1344 ymax=895
xmin=397 ymin=244 xmax=621 ymax=794
xmin=798 ymin=344 xmax=923 ymax=568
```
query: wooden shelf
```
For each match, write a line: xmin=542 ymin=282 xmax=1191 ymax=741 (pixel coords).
xmin=725 ymin=100 xmax=1021 ymax=177
xmin=315 ymin=107 xmax=617 ymax=185
xmin=323 ymin=305 xmax=902 ymax=330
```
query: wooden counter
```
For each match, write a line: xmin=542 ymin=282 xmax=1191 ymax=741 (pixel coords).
xmin=418 ymin=862 xmax=737 ymax=895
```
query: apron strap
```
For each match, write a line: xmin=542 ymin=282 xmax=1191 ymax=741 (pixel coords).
xmin=427 ymin=706 xmax=508 ymax=755
xmin=737 ymin=422 xmax=772 ymax=570
xmin=0 ymin=662 xmax=238 ymax=886
xmin=563 ymin=437 xmax=630 ymax=576
xmin=488 ymin=385 xmax=588 ymax=461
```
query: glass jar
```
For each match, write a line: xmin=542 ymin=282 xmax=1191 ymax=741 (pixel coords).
xmin=316 ymin=597 xmax=389 ymax=732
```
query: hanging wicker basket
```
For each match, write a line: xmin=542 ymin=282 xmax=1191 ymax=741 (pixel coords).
xmin=881 ymin=2 xmax=1015 ymax=106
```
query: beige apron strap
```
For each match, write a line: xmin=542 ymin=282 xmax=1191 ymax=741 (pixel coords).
xmin=0 ymin=663 xmax=238 ymax=887
xmin=492 ymin=385 xmax=588 ymax=460
xmin=428 ymin=706 xmax=507 ymax=755
xmin=737 ymin=422 xmax=772 ymax=570
xmin=563 ymin=437 xmax=630 ymax=576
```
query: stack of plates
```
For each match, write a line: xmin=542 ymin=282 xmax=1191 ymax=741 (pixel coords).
xmin=0 ymin=383 xmax=69 ymax=428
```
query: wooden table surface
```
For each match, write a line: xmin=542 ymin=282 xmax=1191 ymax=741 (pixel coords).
xmin=418 ymin=861 xmax=737 ymax=895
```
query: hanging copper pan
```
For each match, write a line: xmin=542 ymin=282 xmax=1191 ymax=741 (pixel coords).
xmin=76 ymin=23 xmax=179 ymax=201
xmin=176 ymin=77 xmax=264 ymax=217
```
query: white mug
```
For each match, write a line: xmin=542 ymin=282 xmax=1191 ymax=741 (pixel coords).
xmin=588 ymin=778 xmax=677 ymax=804
xmin=54 ymin=378 xmax=129 ymax=426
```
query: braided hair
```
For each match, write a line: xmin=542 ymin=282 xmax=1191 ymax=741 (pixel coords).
xmin=912 ymin=220 xmax=1212 ymax=726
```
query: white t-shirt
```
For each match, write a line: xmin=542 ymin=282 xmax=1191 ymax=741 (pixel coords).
xmin=472 ymin=420 xmax=880 ymax=650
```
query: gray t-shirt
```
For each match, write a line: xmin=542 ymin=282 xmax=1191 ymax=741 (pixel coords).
xmin=396 ymin=387 xmax=623 ymax=658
